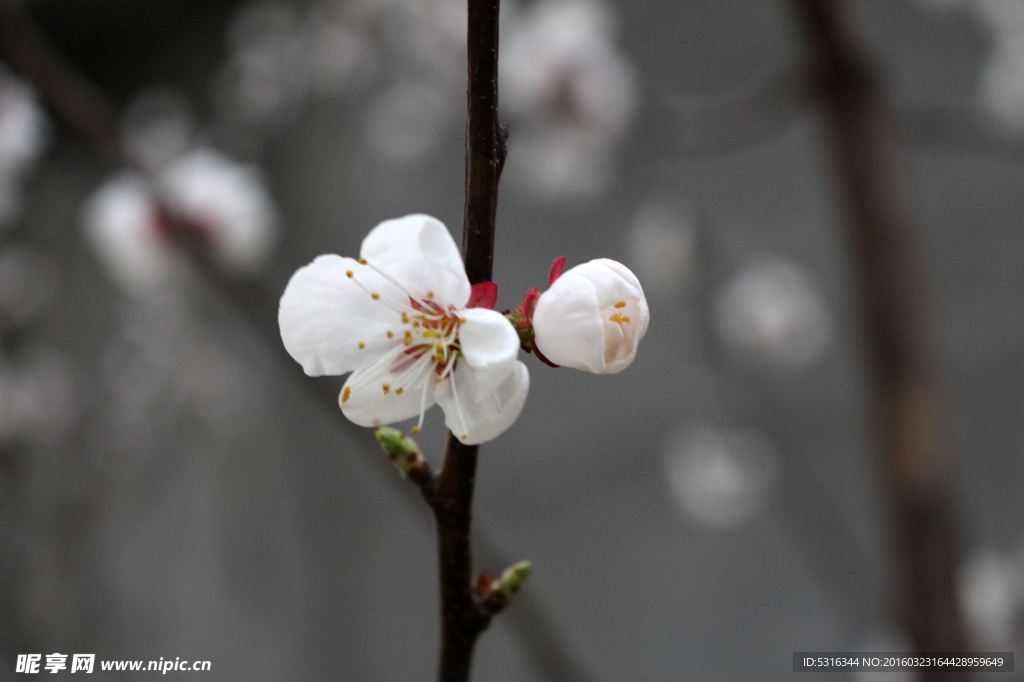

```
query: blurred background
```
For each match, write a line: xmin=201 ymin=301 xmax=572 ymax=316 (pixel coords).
xmin=0 ymin=0 xmax=1022 ymax=679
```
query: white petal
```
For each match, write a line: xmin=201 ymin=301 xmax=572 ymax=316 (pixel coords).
xmin=359 ymin=214 xmax=471 ymax=310
xmin=278 ymin=254 xmax=409 ymax=376
xmin=340 ymin=350 xmax=437 ymax=427
xmin=532 ymin=272 xmax=605 ymax=371
xmin=435 ymin=360 xmax=529 ymax=445
xmin=457 ymin=307 xmax=520 ymax=396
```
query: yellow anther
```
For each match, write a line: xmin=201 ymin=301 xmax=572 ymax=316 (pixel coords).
xmin=371 ymin=293 xmax=380 ymax=300
xmin=458 ymin=316 xmax=466 ymax=324
xmin=412 ymin=320 xmax=420 ymax=328
xmin=342 ymin=386 xmax=351 ymax=403
xmin=358 ymin=258 xmax=367 ymax=264
xmin=401 ymin=312 xmax=410 ymax=323
xmin=395 ymin=387 xmax=403 ymax=395
xmin=435 ymin=375 xmax=444 ymax=383
xmin=412 ymin=426 xmax=420 ymax=434
xmin=435 ymin=343 xmax=443 ymax=351
xmin=461 ymin=435 xmax=467 ymax=441
xmin=422 ymin=330 xmax=435 ymax=338
xmin=609 ymin=313 xmax=629 ymax=326
xmin=404 ymin=331 xmax=413 ymax=346
xmin=614 ymin=301 xmax=627 ymax=309
xmin=623 ymin=317 xmax=630 ymax=323
xmin=382 ymin=384 xmax=390 ymax=395
xmin=358 ymin=341 xmax=365 ymax=349
xmin=346 ymin=270 xmax=353 ymax=278
xmin=427 ymin=291 xmax=435 ymax=298
xmin=386 ymin=331 xmax=394 ymax=339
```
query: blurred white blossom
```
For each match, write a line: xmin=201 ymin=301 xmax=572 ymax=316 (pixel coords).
xmin=0 ymin=63 xmax=49 ymax=227
xmin=919 ymin=0 xmax=1024 ymax=134
xmin=500 ymin=0 xmax=637 ymax=200
xmin=213 ymin=1 xmax=311 ymax=132
xmin=714 ymin=259 xmax=833 ymax=369
xmin=120 ymin=88 xmax=195 ymax=173
xmin=662 ymin=426 xmax=779 ymax=528
xmin=160 ymin=148 xmax=279 ymax=273
xmin=959 ymin=547 xmax=1024 ymax=648
xmin=81 ymin=171 xmax=177 ymax=295
xmin=82 ymin=149 xmax=278 ymax=294
xmin=0 ymin=347 xmax=78 ymax=445
xmin=626 ymin=195 xmax=698 ymax=297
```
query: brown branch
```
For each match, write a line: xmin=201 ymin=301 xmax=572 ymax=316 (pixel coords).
xmin=425 ymin=2 xmax=505 ymax=681
xmin=790 ymin=0 xmax=967 ymax=671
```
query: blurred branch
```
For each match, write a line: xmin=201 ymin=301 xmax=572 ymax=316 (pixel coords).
xmin=791 ymin=0 xmax=967 ymax=671
xmin=0 ymin=3 xmax=119 ymax=163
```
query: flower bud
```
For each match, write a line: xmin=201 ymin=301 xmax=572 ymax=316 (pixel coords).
xmin=532 ymin=258 xmax=648 ymax=373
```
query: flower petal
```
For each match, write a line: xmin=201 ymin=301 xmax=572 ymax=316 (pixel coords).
xmin=279 ymin=254 xmax=408 ymax=376
xmin=457 ymin=307 xmax=520 ymax=396
xmin=340 ymin=349 xmax=438 ymax=427
xmin=359 ymin=214 xmax=471 ymax=310
xmin=436 ymin=360 xmax=529 ymax=444
xmin=532 ymin=271 xmax=604 ymax=371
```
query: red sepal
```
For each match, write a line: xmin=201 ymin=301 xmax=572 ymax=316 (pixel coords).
xmin=547 ymin=256 xmax=567 ymax=287
xmin=467 ymin=281 xmax=498 ymax=309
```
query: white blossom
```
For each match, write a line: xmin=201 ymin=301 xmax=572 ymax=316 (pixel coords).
xmin=279 ymin=214 xmax=529 ymax=444
xmin=532 ymin=258 xmax=649 ymax=374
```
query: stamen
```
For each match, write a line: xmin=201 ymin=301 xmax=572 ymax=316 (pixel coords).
xmin=395 ymin=388 xmax=403 ymax=395
xmin=402 ymin=312 xmax=410 ymax=324
xmin=358 ymin=342 xmax=365 ymax=349
xmin=382 ymin=383 xmax=390 ymax=395
xmin=371 ymin=293 xmax=380 ymax=300
xmin=412 ymin=426 xmax=420 ymax=434
xmin=427 ymin=291 xmax=435 ymax=298
xmin=386 ymin=331 xmax=393 ymax=339
xmin=358 ymin=258 xmax=438 ymax=310
xmin=609 ymin=313 xmax=630 ymax=326
xmin=346 ymin=270 xmax=353 ymax=278
xmin=342 ymin=386 xmax=351 ymax=403
xmin=447 ymin=363 xmax=470 ymax=442
xmin=614 ymin=301 xmax=627 ymax=308
xmin=404 ymin=331 xmax=413 ymax=346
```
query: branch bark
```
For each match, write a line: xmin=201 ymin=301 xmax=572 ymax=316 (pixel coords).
xmin=790 ymin=0 xmax=967 ymax=670
xmin=427 ymin=1 xmax=505 ymax=680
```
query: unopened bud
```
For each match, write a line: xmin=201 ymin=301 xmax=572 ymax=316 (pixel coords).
xmin=495 ymin=560 xmax=532 ymax=600
xmin=375 ymin=427 xmax=426 ymax=477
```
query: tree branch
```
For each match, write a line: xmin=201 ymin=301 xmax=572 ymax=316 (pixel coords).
xmin=790 ymin=0 xmax=967 ymax=671
xmin=426 ymin=1 xmax=505 ymax=680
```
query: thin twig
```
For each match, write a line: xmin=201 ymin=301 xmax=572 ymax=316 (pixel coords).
xmin=790 ymin=0 xmax=967 ymax=671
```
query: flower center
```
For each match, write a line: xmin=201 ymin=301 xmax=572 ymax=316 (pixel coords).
xmin=343 ymin=257 xmax=469 ymax=436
